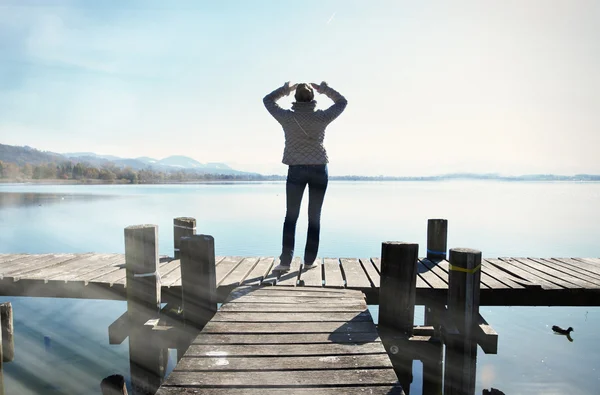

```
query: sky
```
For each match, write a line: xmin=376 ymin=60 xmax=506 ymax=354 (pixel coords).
xmin=0 ymin=0 xmax=599 ymax=176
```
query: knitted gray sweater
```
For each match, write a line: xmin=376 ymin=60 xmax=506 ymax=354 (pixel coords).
xmin=263 ymin=83 xmax=347 ymax=165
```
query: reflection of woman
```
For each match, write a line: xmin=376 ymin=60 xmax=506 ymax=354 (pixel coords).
xmin=263 ymin=81 xmax=348 ymax=272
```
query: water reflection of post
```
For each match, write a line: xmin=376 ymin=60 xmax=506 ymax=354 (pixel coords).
xmin=124 ymin=225 xmax=165 ymax=395
xmin=444 ymin=248 xmax=482 ymax=395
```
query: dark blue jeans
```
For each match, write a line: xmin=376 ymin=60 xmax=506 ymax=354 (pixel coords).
xmin=280 ymin=165 xmax=328 ymax=266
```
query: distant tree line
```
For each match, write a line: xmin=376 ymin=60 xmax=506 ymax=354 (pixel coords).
xmin=0 ymin=160 xmax=282 ymax=183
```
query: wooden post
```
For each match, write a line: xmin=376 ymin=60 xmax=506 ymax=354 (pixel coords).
xmin=100 ymin=374 xmax=128 ymax=395
xmin=379 ymin=242 xmax=419 ymax=334
xmin=379 ymin=242 xmax=418 ymax=393
xmin=425 ymin=219 xmax=447 ymax=333
xmin=178 ymin=235 xmax=217 ymax=359
xmin=124 ymin=225 xmax=164 ymax=395
xmin=444 ymin=248 xmax=482 ymax=395
xmin=427 ymin=219 xmax=447 ymax=261
xmin=173 ymin=217 xmax=196 ymax=260
xmin=0 ymin=303 xmax=13 ymax=362
xmin=421 ymin=341 xmax=443 ymax=395
xmin=124 ymin=224 xmax=161 ymax=323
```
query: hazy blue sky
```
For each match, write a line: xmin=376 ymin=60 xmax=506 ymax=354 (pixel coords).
xmin=1 ymin=0 xmax=598 ymax=175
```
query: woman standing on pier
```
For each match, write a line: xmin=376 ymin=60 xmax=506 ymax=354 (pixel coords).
xmin=263 ymin=81 xmax=348 ymax=272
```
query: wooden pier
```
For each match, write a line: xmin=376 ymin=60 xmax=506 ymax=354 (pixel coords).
xmin=157 ymin=286 xmax=403 ymax=394
xmin=0 ymin=253 xmax=599 ymax=306
xmin=1 ymin=217 xmax=599 ymax=395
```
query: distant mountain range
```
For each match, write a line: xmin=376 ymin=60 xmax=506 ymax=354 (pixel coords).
xmin=1 ymin=144 xmax=255 ymax=176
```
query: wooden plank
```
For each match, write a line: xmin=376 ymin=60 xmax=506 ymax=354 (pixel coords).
xmin=499 ymin=257 xmax=582 ymax=289
xmin=418 ymin=258 xmax=449 ymax=289
xmin=201 ymin=321 xmax=378 ymax=334
xmin=0 ymin=254 xmax=76 ymax=278
xmin=323 ymin=258 xmax=345 ymax=287
xmin=0 ymin=254 xmax=28 ymax=265
xmin=297 ymin=259 xmax=323 ymax=287
xmin=227 ymin=287 xmax=358 ymax=299
xmin=159 ymin=260 xmax=184 ymax=288
xmin=547 ymin=258 xmax=600 ymax=281
xmin=508 ymin=257 xmax=594 ymax=289
xmin=185 ymin=342 xmax=388 ymax=357
xmin=0 ymin=253 xmax=55 ymax=268
xmin=529 ymin=258 xmax=600 ymax=287
xmin=241 ymin=257 xmax=274 ymax=286
xmin=219 ymin=257 xmax=259 ymax=288
xmin=340 ymin=258 xmax=372 ymax=289
xmin=47 ymin=254 xmax=125 ymax=282
xmin=191 ymin=332 xmax=381 ymax=344
xmin=210 ymin=311 xmax=373 ymax=322
xmin=276 ymin=257 xmax=302 ymax=286
xmin=73 ymin=257 xmax=126 ymax=283
xmin=485 ymin=258 xmax=560 ymax=289
xmin=563 ymin=258 xmax=600 ymax=277
xmin=157 ymin=387 xmax=404 ymax=395
xmin=261 ymin=257 xmax=282 ymax=286
xmin=17 ymin=253 xmax=114 ymax=282
xmin=3 ymin=253 xmax=85 ymax=280
xmin=86 ymin=265 xmax=128 ymax=286
xmin=174 ymin=353 xmax=393 ymax=371
xmin=215 ymin=257 xmax=245 ymax=286
xmin=480 ymin=260 xmax=528 ymax=289
xmin=360 ymin=258 xmax=381 ymax=288
xmin=417 ymin=258 xmax=448 ymax=289
xmin=224 ymin=295 xmax=363 ymax=305
xmin=576 ymin=257 xmax=600 ymax=265
xmin=218 ymin=303 xmax=367 ymax=313
xmin=162 ymin=369 xmax=399 ymax=386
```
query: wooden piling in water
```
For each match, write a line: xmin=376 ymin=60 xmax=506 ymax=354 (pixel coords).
xmin=0 ymin=303 xmax=13 ymax=362
xmin=379 ymin=242 xmax=419 ymax=393
xmin=173 ymin=217 xmax=196 ymax=260
xmin=444 ymin=247 xmax=482 ymax=395
xmin=124 ymin=224 xmax=164 ymax=394
xmin=177 ymin=234 xmax=217 ymax=360
xmin=100 ymin=374 xmax=128 ymax=395
xmin=425 ymin=219 xmax=448 ymax=335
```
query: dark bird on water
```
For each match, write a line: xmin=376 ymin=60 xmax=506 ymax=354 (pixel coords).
xmin=552 ymin=325 xmax=574 ymax=335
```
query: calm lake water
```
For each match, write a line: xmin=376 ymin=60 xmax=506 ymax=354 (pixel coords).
xmin=0 ymin=181 xmax=599 ymax=394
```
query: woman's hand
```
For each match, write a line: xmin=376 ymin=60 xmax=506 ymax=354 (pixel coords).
xmin=310 ymin=81 xmax=328 ymax=93
xmin=284 ymin=81 xmax=298 ymax=95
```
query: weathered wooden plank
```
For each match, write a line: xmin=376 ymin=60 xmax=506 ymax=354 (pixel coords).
xmin=17 ymin=253 xmax=114 ymax=282
xmin=561 ymin=258 xmax=600 ymax=277
xmin=74 ymin=257 xmax=126 ymax=284
xmin=576 ymin=257 xmax=600 ymax=265
xmin=528 ymin=258 xmax=600 ymax=287
xmin=508 ymin=258 xmax=595 ymax=289
xmin=498 ymin=258 xmax=579 ymax=289
xmin=157 ymin=387 xmax=404 ymax=395
xmin=227 ymin=286 xmax=357 ymax=299
xmin=3 ymin=254 xmax=86 ymax=280
xmin=485 ymin=258 xmax=559 ymax=289
xmin=360 ymin=258 xmax=381 ymax=288
xmin=185 ymin=342 xmax=388 ymax=357
xmin=201 ymin=321 xmax=378 ymax=334
xmin=417 ymin=258 xmax=448 ymax=289
xmin=418 ymin=258 xmax=449 ymax=289
xmin=0 ymin=254 xmax=29 ymax=265
xmin=340 ymin=258 xmax=372 ymax=289
xmin=215 ymin=257 xmax=245 ymax=286
xmin=175 ymin=353 xmax=393 ymax=371
xmin=323 ymin=258 xmax=345 ymax=287
xmin=241 ymin=257 xmax=274 ymax=286
xmin=0 ymin=253 xmax=55 ymax=268
xmin=218 ymin=303 xmax=367 ymax=313
xmin=481 ymin=260 xmax=529 ymax=289
xmin=86 ymin=265 xmax=128 ymax=286
xmin=277 ymin=257 xmax=302 ymax=286
xmin=297 ymin=259 xmax=322 ymax=287
xmin=159 ymin=260 xmax=184 ymax=288
xmin=224 ymin=295 xmax=363 ymax=305
xmin=218 ymin=257 xmax=259 ymax=288
xmin=261 ymin=257 xmax=283 ymax=286
xmin=162 ymin=368 xmax=399 ymax=386
xmin=210 ymin=311 xmax=373 ymax=322
xmin=47 ymin=254 xmax=125 ymax=282
xmin=191 ymin=332 xmax=381 ymax=344
xmin=0 ymin=254 xmax=77 ymax=278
